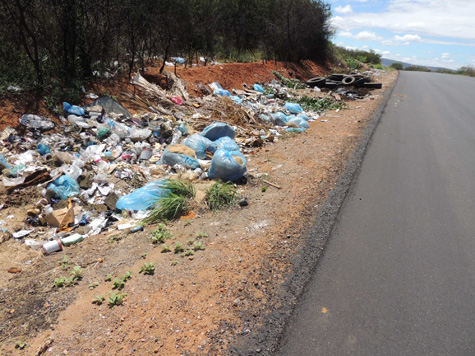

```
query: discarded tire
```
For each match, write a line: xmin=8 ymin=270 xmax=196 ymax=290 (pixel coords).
xmin=328 ymin=74 xmax=345 ymax=81
xmin=362 ymin=82 xmax=382 ymax=89
xmin=342 ymin=76 xmax=356 ymax=85
xmin=306 ymin=77 xmax=326 ymax=87
xmin=352 ymin=78 xmax=367 ymax=87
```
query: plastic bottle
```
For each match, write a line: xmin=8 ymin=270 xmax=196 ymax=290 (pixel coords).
xmin=61 ymin=234 xmax=85 ymax=247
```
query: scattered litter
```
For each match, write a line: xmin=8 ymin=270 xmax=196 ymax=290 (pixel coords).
xmin=13 ymin=229 xmax=35 ymax=239
xmin=0 ymin=66 xmax=388 ymax=257
xmin=19 ymin=114 xmax=55 ymax=131
xmin=306 ymin=73 xmax=382 ymax=89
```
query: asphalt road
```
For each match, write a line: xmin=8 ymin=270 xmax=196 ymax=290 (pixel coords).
xmin=277 ymin=72 xmax=475 ymax=356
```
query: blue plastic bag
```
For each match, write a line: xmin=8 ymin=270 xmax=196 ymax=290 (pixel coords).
xmin=297 ymin=113 xmax=310 ymax=121
xmin=201 ymin=122 xmax=236 ymax=141
xmin=208 ymin=136 xmax=240 ymax=152
xmin=254 ymin=84 xmax=264 ymax=93
xmin=178 ymin=122 xmax=188 ymax=135
xmin=184 ymin=134 xmax=213 ymax=160
xmin=63 ymin=102 xmax=86 ymax=116
xmin=230 ymin=96 xmax=242 ymax=104
xmin=271 ymin=112 xmax=288 ymax=126
xmin=161 ymin=147 xmax=201 ymax=169
xmin=0 ymin=153 xmax=11 ymax=169
xmin=288 ymin=116 xmax=310 ymax=128
xmin=47 ymin=175 xmax=80 ymax=200
xmin=116 ymin=180 xmax=170 ymax=211
xmin=174 ymin=57 xmax=185 ymax=64
xmin=214 ymin=89 xmax=231 ymax=97
xmin=10 ymin=164 xmax=26 ymax=177
xmin=208 ymin=149 xmax=247 ymax=182
xmin=284 ymin=102 xmax=303 ymax=114
xmin=259 ymin=114 xmax=272 ymax=123
xmin=37 ymin=144 xmax=51 ymax=155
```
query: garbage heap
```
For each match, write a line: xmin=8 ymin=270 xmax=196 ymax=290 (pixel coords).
xmin=0 ymin=69 xmax=365 ymax=254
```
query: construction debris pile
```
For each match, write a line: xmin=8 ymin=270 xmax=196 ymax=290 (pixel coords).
xmin=0 ymin=69 xmax=383 ymax=254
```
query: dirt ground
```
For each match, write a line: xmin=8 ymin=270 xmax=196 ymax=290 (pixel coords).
xmin=0 ymin=64 xmax=397 ymax=355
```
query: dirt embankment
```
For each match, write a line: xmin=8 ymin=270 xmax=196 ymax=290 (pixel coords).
xmin=0 ymin=62 xmax=397 ymax=355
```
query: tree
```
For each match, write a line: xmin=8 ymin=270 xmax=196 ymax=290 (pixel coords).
xmin=391 ymin=63 xmax=403 ymax=70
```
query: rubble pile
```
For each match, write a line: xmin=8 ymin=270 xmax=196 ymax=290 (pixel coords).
xmin=0 ymin=69 xmax=383 ymax=254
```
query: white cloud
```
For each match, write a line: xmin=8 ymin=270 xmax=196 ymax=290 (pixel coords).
xmin=340 ymin=31 xmax=383 ymax=42
xmin=340 ymin=31 xmax=353 ymax=38
xmin=394 ymin=34 xmax=422 ymax=42
xmin=330 ymin=0 xmax=475 ymax=42
xmin=335 ymin=5 xmax=353 ymax=14
xmin=382 ymin=51 xmax=391 ymax=56
xmin=441 ymin=53 xmax=450 ymax=58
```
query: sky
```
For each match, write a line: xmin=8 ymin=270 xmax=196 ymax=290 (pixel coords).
xmin=329 ymin=0 xmax=475 ymax=69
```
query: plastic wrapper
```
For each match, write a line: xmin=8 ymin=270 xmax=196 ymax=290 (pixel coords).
xmin=287 ymin=116 xmax=310 ymax=129
xmin=97 ymin=127 xmax=111 ymax=140
xmin=63 ymin=164 xmax=82 ymax=181
xmin=116 ymin=180 xmax=170 ymax=211
xmin=19 ymin=114 xmax=55 ymax=131
xmin=67 ymin=115 xmax=90 ymax=128
xmin=208 ymin=149 xmax=247 ymax=182
xmin=63 ymin=102 xmax=86 ymax=116
xmin=253 ymin=84 xmax=265 ymax=93
xmin=230 ymin=96 xmax=242 ymax=104
xmin=178 ymin=122 xmax=188 ymax=135
xmin=214 ymin=89 xmax=231 ymax=97
xmin=259 ymin=114 xmax=272 ymax=123
xmin=271 ymin=112 xmax=289 ymax=126
xmin=47 ymin=175 xmax=80 ymax=200
xmin=37 ymin=143 xmax=50 ymax=155
xmin=284 ymin=102 xmax=303 ymax=114
xmin=0 ymin=153 xmax=11 ymax=169
xmin=130 ymin=127 xmax=151 ymax=141
xmin=170 ymin=96 xmax=183 ymax=105
xmin=200 ymin=122 xmax=236 ymax=141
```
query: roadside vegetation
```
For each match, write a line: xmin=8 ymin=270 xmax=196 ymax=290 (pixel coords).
xmin=0 ymin=0 xmax=333 ymax=105
xmin=332 ymin=46 xmax=382 ymax=71
xmin=457 ymin=65 xmax=475 ymax=77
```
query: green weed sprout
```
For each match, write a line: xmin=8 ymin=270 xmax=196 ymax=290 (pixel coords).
xmin=149 ymin=224 xmax=172 ymax=244
xmin=70 ymin=266 xmax=84 ymax=280
xmin=108 ymin=291 xmax=126 ymax=308
xmin=139 ymin=262 xmax=155 ymax=275
xmin=92 ymin=294 xmax=105 ymax=305
xmin=112 ymin=278 xmax=125 ymax=290
xmin=174 ymin=242 xmax=185 ymax=254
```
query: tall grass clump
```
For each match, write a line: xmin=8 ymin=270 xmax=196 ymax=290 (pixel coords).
xmin=143 ymin=179 xmax=195 ymax=224
xmin=205 ymin=180 xmax=238 ymax=211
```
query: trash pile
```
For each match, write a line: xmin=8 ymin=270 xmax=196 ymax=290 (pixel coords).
xmin=306 ymin=73 xmax=382 ymax=89
xmin=0 ymin=68 xmax=382 ymax=255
